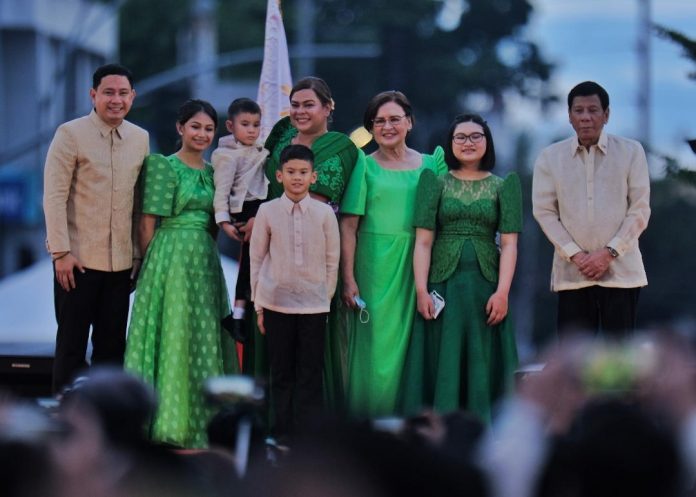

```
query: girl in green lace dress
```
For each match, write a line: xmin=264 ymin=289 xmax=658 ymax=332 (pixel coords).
xmin=402 ymin=114 xmax=522 ymax=422
xmin=125 ymin=100 xmax=239 ymax=448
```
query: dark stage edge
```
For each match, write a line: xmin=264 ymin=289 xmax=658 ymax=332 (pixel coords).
xmin=0 ymin=343 xmax=54 ymax=398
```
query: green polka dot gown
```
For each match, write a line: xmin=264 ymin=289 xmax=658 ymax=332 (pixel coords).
xmin=125 ymin=154 xmax=239 ymax=448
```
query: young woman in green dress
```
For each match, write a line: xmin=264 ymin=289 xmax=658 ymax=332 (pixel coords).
xmin=125 ymin=100 xmax=239 ymax=448
xmin=402 ymin=113 xmax=522 ymax=422
xmin=341 ymin=91 xmax=446 ymax=417
xmin=244 ymin=77 xmax=360 ymax=411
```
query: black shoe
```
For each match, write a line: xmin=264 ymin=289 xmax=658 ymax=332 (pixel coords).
xmin=221 ymin=315 xmax=248 ymax=343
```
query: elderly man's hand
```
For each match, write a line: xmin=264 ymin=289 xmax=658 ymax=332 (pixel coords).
xmin=577 ymin=248 xmax=613 ymax=280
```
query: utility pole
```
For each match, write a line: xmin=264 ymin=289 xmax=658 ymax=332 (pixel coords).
xmin=295 ymin=0 xmax=316 ymax=77
xmin=637 ymin=0 xmax=651 ymax=149
xmin=189 ymin=0 xmax=217 ymax=98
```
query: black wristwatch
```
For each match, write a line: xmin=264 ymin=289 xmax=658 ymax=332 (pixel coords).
xmin=606 ymin=246 xmax=619 ymax=258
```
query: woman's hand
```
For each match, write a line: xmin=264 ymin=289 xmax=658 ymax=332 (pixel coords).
xmin=130 ymin=258 xmax=142 ymax=292
xmin=486 ymin=291 xmax=508 ymax=326
xmin=342 ymin=278 xmax=360 ymax=309
xmin=416 ymin=289 xmax=436 ymax=320
xmin=220 ymin=221 xmax=243 ymax=242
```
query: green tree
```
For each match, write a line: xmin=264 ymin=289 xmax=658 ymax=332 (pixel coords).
xmin=654 ymin=25 xmax=696 ymax=186
xmin=310 ymin=0 xmax=555 ymax=146
xmin=120 ymin=0 xmax=555 ymax=150
xmin=119 ymin=0 xmax=192 ymax=152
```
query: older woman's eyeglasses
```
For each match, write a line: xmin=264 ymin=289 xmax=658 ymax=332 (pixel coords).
xmin=372 ymin=115 xmax=407 ymax=128
xmin=453 ymin=132 xmax=485 ymax=144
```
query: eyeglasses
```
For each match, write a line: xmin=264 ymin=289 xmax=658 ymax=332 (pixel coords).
xmin=453 ymin=132 xmax=485 ymax=144
xmin=372 ymin=115 xmax=407 ymax=128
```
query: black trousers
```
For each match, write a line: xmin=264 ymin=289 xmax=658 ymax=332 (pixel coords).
xmin=233 ymin=199 xmax=263 ymax=301
xmin=264 ymin=309 xmax=327 ymax=440
xmin=557 ymin=286 xmax=641 ymax=338
xmin=52 ymin=267 xmax=131 ymax=393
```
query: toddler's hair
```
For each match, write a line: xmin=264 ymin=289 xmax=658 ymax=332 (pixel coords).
xmin=227 ymin=97 xmax=261 ymax=120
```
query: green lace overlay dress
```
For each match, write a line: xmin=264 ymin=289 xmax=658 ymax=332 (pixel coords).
xmin=342 ymin=148 xmax=447 ymax=418
xmin=401 ymin=169 xmax=522 ymax=422
xmin=125 ymin=154 xmax=239 ymax=448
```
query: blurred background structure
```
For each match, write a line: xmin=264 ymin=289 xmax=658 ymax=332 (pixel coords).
xmin=0 ymin=0 xmax=694 ymax=362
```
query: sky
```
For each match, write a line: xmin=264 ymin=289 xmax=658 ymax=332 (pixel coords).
xmin=513 ymin=0 xmax=696 ymax=173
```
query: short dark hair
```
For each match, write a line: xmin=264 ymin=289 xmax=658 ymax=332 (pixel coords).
xmin=278 ymin=144 xmax=314 ymax=170
xmin=290 ymin=77 xmax=333 ymax=107
xmin=444 ymin=113 xmax=496 ymax=171
xmin=177 ymin=99 xmax=218 ymax=129
xmin=363 ymin=90 xmax=414 ymax=132
xmin=227 ymin=97 xmax=261 ymax=120
xmin=567 ymin=81 xmax=610 ymax=110
xmin=92 ymin=63 xmax=134 ymax=90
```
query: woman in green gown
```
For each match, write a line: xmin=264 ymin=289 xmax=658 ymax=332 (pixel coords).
xmin=245 ymin=77 xmax=360 ymax=411
xmin=125 ymin=100 xmax=239 ymax=448
xmin=341 ymin=91 xmax=447 ymax=418
xmin=402 ymin=113 xmax=521 ymax=422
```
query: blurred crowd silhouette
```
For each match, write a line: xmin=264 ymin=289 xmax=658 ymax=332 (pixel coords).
xmin=3 ymin=329 xmax=696 ymax=497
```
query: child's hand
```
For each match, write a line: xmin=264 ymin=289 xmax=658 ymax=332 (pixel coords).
xmin=416 ymin=289 xmax=436 ymax=320
xmin=239 ymin=217 xmax=254 ymax=242
xmin=485 ymin=291 xmax=508 ymax=326
xmin=220 ymin=221 xmax=242 ymax=242
xmin=257 ymin=310 xmax=265 ymax=335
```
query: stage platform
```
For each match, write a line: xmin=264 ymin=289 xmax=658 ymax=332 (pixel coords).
xmin=0 ymin=257 xmax=240 ymax=398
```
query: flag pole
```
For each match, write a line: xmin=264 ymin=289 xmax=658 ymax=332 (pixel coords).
xmin=257 ymin=0 xmax=294 ymax=142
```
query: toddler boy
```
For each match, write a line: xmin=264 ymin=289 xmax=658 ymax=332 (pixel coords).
xmin=212 ymin=98 xmax=269 ymax=343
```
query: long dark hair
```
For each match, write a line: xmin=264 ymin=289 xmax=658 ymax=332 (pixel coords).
xmin=177 ymin=99 xmax=218 ymax=127
xmin=175 ymin=99 xmax=218 ymax=149
xmin=444 ymin=113 xmax=495 ymax=171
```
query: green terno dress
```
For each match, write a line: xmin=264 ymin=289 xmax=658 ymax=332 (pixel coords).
xmin=247 ymin=117 xmax=359 ymax=411
xmin=125 ymin=154 xmax=239 ymax=448
xmin=342 ymin=148 xmax=447 ymax=418
xmin=401 ymin=169 xmax=522 ymax=422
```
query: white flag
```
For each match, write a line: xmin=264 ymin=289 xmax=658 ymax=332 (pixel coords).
xmin=257 ymin=0 xmax=293 ymax=142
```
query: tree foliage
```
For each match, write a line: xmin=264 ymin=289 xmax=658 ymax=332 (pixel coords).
xmin=309 ymin=0 xmax=555 ymax=146
xmin=654 ymin=24 xmax=696 ymax=186
xmin=655 ymin=24 xmax=696 ymax=81
xmin=119 ymin=0 xmax=555 ymax=150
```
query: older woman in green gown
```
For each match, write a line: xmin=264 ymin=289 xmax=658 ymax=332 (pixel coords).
xmin=341 ymin=91 xmax=446 ymax=418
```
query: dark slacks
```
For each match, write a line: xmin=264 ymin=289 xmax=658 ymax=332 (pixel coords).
xmin=264 ymin=309 xmax=327 ymax=440
xmin=233 ymin=199 xmax=263 ymax=301
xmin=52 ymin=267 xmax=131 ymax=393
xmin=557 ymin=286 xmax=641 ymax=338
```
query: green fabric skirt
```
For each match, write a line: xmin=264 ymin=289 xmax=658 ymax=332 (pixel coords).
xmin=400 ymin=241 xmax=518 ymax=422
xmin=346 ymin=231 xmax=417 ymax=418
xmin=125 ymin=227 xmax=239 ymax=448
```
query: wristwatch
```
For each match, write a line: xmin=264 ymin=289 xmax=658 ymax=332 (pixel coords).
xmin=606 ymin=246 xmax=619 ymax=258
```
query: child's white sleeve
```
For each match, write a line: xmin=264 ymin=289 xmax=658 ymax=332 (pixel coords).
xmin=324 ymin=209 xmax=341 ymax=299
xmin=211 ymin=150 xmax=237 ymax=224
xmin=249 ymin=205 xmax=270 ymax=303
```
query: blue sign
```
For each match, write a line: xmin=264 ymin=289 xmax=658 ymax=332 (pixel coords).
xmin=0 ymin=180 xmax=26 ymax=222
